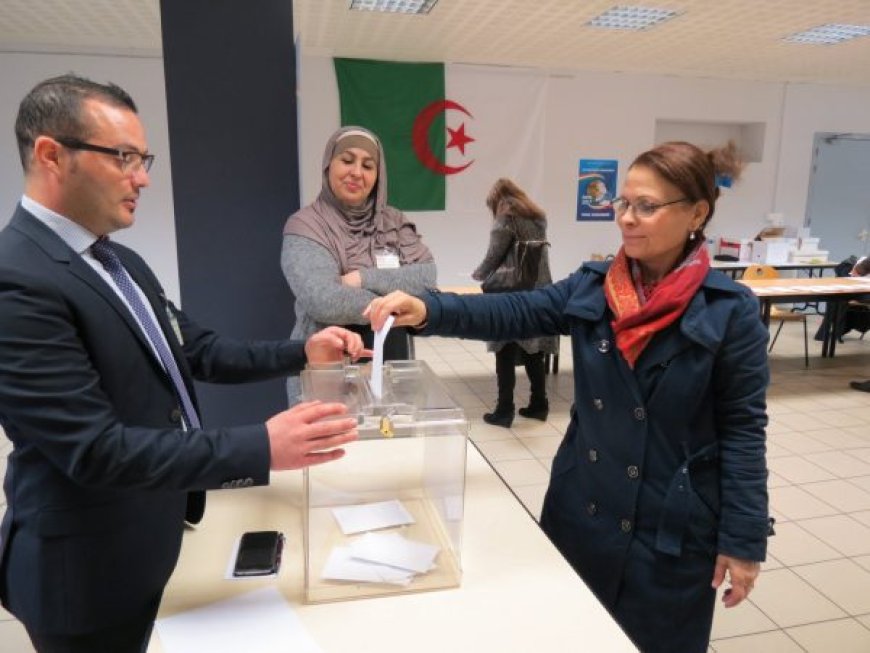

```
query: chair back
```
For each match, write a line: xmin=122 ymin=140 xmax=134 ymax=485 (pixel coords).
xmin=743 ymin=264 xmax=779 ymax=280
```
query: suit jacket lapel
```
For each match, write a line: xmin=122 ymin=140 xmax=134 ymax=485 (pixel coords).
xmin=11 ymin=207 xmax=170 ymax=376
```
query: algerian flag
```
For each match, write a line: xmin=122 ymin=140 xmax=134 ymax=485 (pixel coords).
xmin=334 ymin=58 xmax=547 ymax=213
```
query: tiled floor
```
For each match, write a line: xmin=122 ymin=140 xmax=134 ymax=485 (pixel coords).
xmin=1 ymin=312 xmax=868 ymax=652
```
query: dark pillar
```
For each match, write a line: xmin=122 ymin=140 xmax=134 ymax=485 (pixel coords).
xmin=160 ymin=0 xmax=299 ymax=426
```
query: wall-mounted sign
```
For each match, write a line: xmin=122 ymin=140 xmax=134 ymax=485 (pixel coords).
xmin=577 ymin=159 xmax=617 ymax=222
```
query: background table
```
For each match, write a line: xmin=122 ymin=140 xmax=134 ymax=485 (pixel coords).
xmin=739 ymin=277 xmax=870 ymax=357
xmin=148 ymin=444 xmax=636 ymax=653
xmin=713 ymin=260 xmax=839 ymax=279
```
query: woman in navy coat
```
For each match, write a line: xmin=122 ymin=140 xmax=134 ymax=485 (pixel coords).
xmin=366 ymin=141 xmax=770 ymax=652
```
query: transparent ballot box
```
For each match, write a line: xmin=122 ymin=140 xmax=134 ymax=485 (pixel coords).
xmin=300 ymin=360 xmax=468 ymax=604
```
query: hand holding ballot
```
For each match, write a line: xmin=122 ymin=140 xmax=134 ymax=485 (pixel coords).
xmin=364 ymin=291 xmax=428 ymax=331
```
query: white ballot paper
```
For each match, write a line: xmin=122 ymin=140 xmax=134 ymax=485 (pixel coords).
xmin=155 ymin=587 xmax=321 ymax=653
xmin=371 ymin=314 xmax=395 ymax=398
xmin=331 ymin=499 xmax=415 ymax=535
xmin=349 ymin=531 xmax=439 ymax=574
xmin=320 ymin=546 xmax=414 ymax=586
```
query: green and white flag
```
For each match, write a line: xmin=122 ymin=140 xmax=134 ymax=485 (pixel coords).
xmin=334 ymin=58 xmax=547 ymax=212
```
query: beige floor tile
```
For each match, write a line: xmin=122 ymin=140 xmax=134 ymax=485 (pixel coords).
xmin=749 ymin=568 xmax=846 ymax=628
xmin=766 ymin=521 xmax=843 ymax=566
xmin=468 ymin=421 xmax=517 ymax=443
xmin=767 ymin=456 xmax=837 ymax=484
xmin=710 ymin=629 xmax=803 ymax=653
xmin=518 ymin=434 xmax=562 ymax=459
xmin=803 ymin=428 xmax=868 ymax=449
xmin=849 ymin=476 xmax=870 ymax=494
xmin=767 ymin=471 xmax=791 ymax=488
xmin=771 ymin=412 xmax=834 ymax=432
xmin=771 ymin=431 xmax=831 ymax=455
xmin=801 ymin=479 xmax=870 ymax=512
xmin=507 ymin=419 xmax=562 ymax=438
xmin=710 ymin=596 xmax=776 ymax=640
xmin=812 ymin=409 xmax=870 ymax=428
xmin=765 ymin=439 xmax=795 ymax=459
xmin=792 ymin=558 xmax=870 ymax=615
xmin=787 ymin=618 xmax=870 ymax=653
xmin=769 ymin=486 xmax=839 ymax=521
xmin=511 ymin=483 xmax=548 ymax=521
xmin=489 ymin=458 xmax=550 ymax=487
xmin=762 ymin=553 xmax=784 ymax=571
xmin=0 ymin=619 xmax=34 ymax=652
xmin=804 ymin=451 xmax=870 ymax=479
xmin=797 ymin=515 xmax=870 ymax=557
xmin=850 ymin=510 xmax=870 ymax=528
xmin=473 ymin=438 xmax=534 ymax=463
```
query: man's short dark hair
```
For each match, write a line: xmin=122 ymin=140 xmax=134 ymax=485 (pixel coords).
xmin=14 ymin=74 xmax=138 ymax=172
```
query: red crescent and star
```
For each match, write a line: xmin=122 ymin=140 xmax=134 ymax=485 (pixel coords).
xmin=411 ymin=99 xmax=475 ymax=175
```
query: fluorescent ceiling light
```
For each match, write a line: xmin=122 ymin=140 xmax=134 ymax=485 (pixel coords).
xmin=587 ymin=5 xmax=679 ymax=31
xmin=784 ymin=23 xmax=870 ymax=45
xmin=349 ymin=0 xmax=438 ymax=14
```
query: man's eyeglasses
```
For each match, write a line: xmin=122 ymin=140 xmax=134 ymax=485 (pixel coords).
xmin=612 ymin=197 xmax=689 ymax=219
xmin=54 ymin=136 xmax=155 ymax=173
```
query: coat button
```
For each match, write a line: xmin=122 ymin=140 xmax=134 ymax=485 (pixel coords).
xmin=627 ymin=465 xmax=639 ymax=479
xmin=587 ymin=502 xmax=598 ymax=516
xmin=588 ymin=449 xmax=599 ymax=462
xmin=633 ymin=407 xmax=646 ymax=421
xmin=169 ymin=408 xmax=182 ymax=424
xmin=620 ymin=518 xmax=633 ymax=533
xmin=592 ymin=398 xmax=604 ymax=410
xmin=596 ymin=339 xmax=611 ymax=354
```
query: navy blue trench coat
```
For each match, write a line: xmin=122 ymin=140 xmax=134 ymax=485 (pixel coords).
xmin=421 ymin=261 xmax=770 ymax=652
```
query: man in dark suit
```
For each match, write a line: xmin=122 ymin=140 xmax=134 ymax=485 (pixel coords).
xmin=0 ymin=75 xmax=365 ymax=652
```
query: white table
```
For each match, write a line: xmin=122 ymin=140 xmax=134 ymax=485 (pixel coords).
xmin=148 ymin=444 xmax=636 ymax=653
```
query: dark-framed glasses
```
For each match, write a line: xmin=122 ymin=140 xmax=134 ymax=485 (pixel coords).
xmin=612 ymin=196 xmax=689 ymax=219
xmin=54 ymin=136 xmax=155 ymax=173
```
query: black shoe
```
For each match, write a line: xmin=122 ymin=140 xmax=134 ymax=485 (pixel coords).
xmin=850 ymin=380 xmax=870 ymax=393
xmin=483 ymin=408 xmax=514 ymax=428
xmin=518 ymin=400 xmax=549 ymax=421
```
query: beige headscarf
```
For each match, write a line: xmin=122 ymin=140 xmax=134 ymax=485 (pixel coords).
xmin=283 ymin=125 xmax=433 ymax=273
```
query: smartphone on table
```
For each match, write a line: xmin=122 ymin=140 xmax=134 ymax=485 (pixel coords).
xmin=232 ymin=530 xmax=284 ymax=577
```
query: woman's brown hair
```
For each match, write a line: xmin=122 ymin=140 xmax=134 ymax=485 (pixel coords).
xmin=486 ymin=178 xmax=545 ymax=221
xmin=630 ymin=140 xmax=744 ymax=239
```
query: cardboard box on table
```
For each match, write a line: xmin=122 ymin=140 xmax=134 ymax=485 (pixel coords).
xmin=300 ymin=360 xmax=467 ymax=604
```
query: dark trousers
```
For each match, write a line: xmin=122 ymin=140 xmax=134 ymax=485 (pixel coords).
xmin=24 ymin=596 xmax=160 ymax=653
xmin=494 ymin=342 xmax=546 ymax=409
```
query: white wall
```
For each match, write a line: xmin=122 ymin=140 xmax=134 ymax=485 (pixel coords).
xmin=0 ymin=52 xmax=180 ymax=302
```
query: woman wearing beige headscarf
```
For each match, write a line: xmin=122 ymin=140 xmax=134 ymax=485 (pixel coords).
xmin=282 ymin=126 xmax=436 ymax=402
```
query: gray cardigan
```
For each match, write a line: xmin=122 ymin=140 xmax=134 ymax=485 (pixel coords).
xmin=281 ymin=233 xmax=436 ymax=400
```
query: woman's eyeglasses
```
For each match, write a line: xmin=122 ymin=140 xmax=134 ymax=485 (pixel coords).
xmin=612 ymin=197 xmax=689 ymax=219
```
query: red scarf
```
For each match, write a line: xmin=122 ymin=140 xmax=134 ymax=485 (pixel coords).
xmin=604 ymin=244 xmax=710 ymax=368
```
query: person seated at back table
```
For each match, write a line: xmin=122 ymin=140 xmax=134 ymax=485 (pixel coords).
xmin=849 ymin=255 xmax=870 ymax=392
xmin=281 ymin=126 xmax=436 ymax=403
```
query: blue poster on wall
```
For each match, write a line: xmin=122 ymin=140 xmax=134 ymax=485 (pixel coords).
xmin=577 ymin=159 xmax=617 ymax=222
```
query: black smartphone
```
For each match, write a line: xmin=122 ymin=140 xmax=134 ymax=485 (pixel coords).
xmin=232 ymin=530 xmax=284 ymax=577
